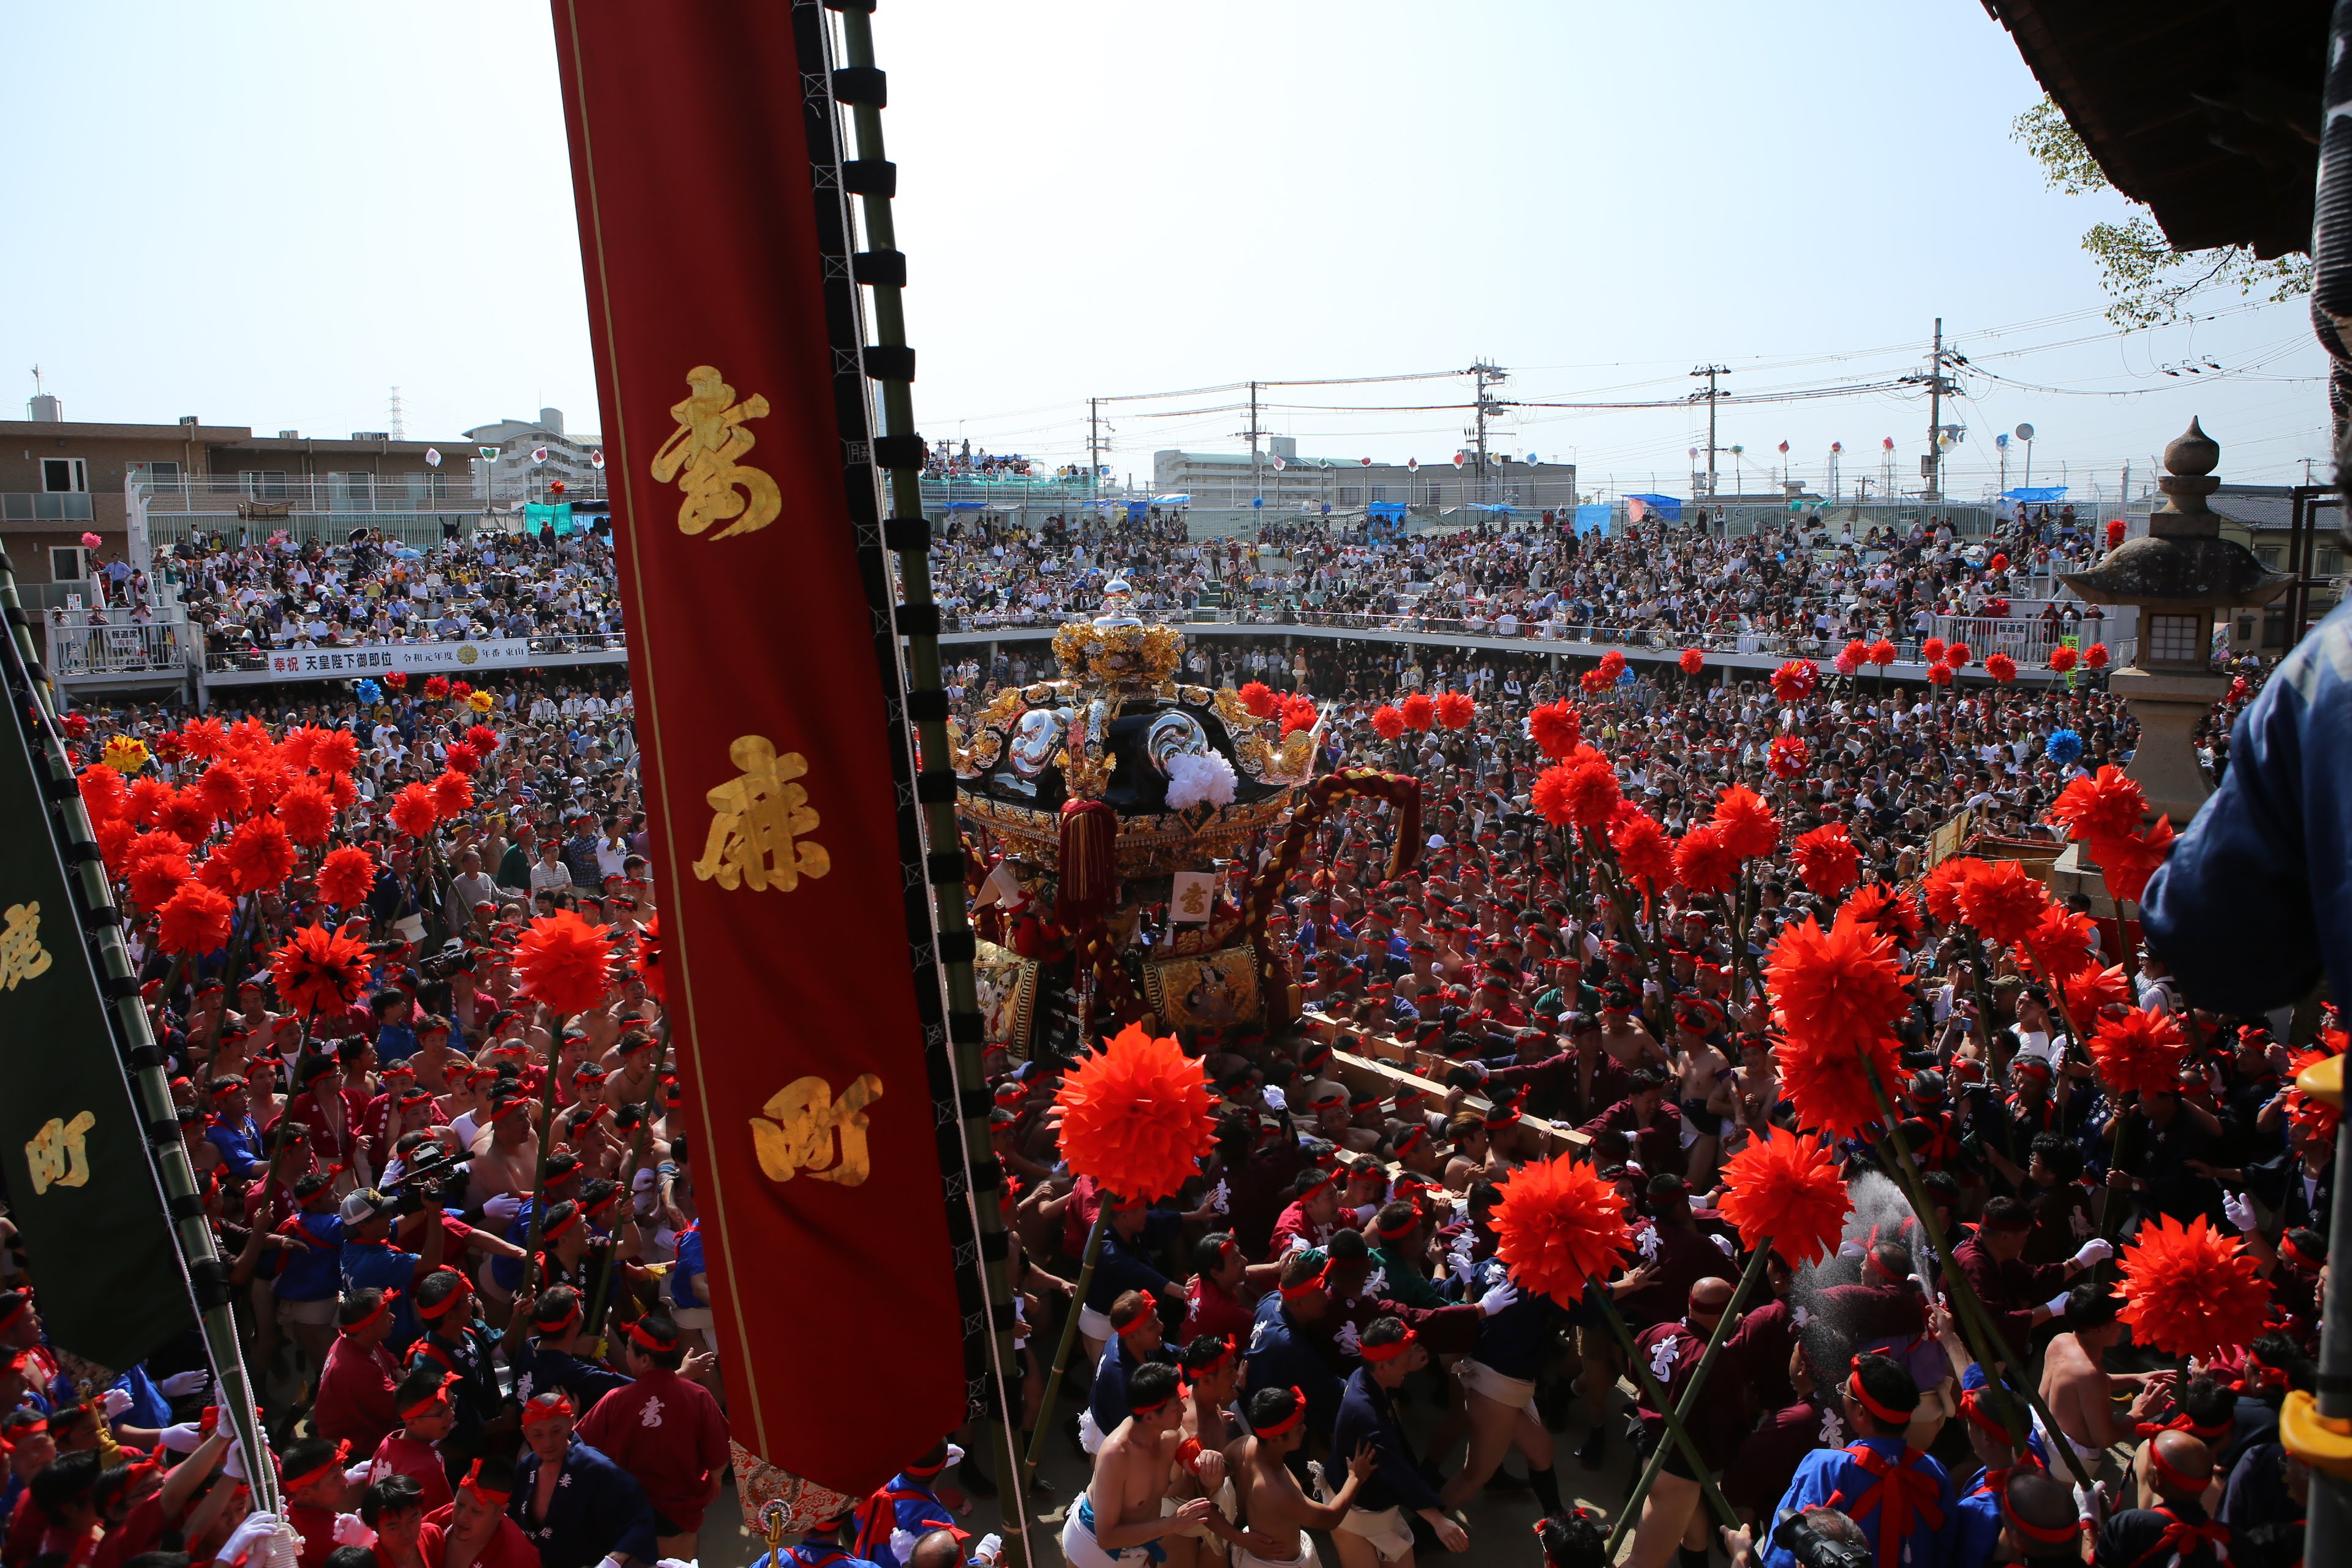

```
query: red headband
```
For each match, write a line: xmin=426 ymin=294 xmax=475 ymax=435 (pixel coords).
xmin=1191 ymin=1336 xmax=1237 ymax=1379
xmin=521 ymin=1391 xmax=575 ymax=1423
xmin=285 ymin=1439 xmax=351 ymax=1493
xmin=414 ymin=1270 xmax=472 ymax=1319
xmin=1360 ymin=1328 xmax=1420 ymax=1365
xmin=400 ymin=1371 xmax=461 ymax=1420
xmin=623 ymin=1319 xmax=676 ymax=1355
xmin=1959 ymin=1387 xmax=2011 ymax=1442
xmin=1129 ymin=1384 xmax=1180 ymax=1417
xmin=1279 ymin=1263 xmax=1329 ymax=1301
xmin=2146 ymin=1443 xmax=2209 ymax=1498
xmin=1847 ymin=1365 xmax=1913 ymax=1428
xmin=0 ymin=1298 xmax=28 ymax=1332
xmin=1250 ymin=1387 xmax=1308 ymax=1439
xmin=341 ymin=1289 xmax=401 ymax=1335
xmin=2280 ymin=1234 xmax=2323 ymax=1272
xmin=1999 ymin=1490 xmax=2082 ymax=1547
xmin=1393 ymin=1126 xmax=1429 ymax=1158
xmin=459 ymin=1459 xmax=510 ymax=1507
xmin=535 ymin=1300 xmax=584 ymax=1338
xmin=1296 ymin=1171 xmax=1338 ymax=1205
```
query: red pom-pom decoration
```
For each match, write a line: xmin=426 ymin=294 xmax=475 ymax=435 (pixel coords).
xmin=1528 ymin=700 xmax=1580 ymax=759
xmin=1955 ymin=858 xmax=2051 ymax=945
xmin=443 ymin=742 xmax=480 ymax=776
xmin=1770 ymin=660 xmax=1819 ymax=702
xmin=1491 ymin=1152 xmax=1635 ymax=1307
xmin=1238 ymin=681 xmax=1277 ymax=719
xmin=1777 ymin=1028 xmax=1904 ymax=1139
xmin=511 ymin=910 xmax=617 ymax=1017
xmin=385 ymin=671 xmax=409 ymax=691
xmin=127 ymin=851 xmax=193 ymax=914
xmin=388 ymin=781 xmax=440 ymax=840
xmin=2049 ymin=766 xmax=2146 ymax=846
xmin=219 ymin=813 xmax=296 ymax=895
xmin=466 ymin=723 xmax=502 ymax=756
xmin=1792 ymin=823 xmax=1860 ymax=898
xmin=1766 ymin=905 xmax=1909 ymax=1059
xmin=1868 ymin=639 xmax=1898 ymax=668
xmin=1718 ymin=1130 xmax=1852 ymax=1266
xmin=1053 ymin=1022 xmax=1217 ymax=1201
xmin=310 ymin=727 xmax=361 ymax=779
xmin=1926 ymin=663 xmax=1953 ymax=687
xmin=196 ymin=763 xmax=251 ymax=822
xmin=2048 ymin=646 xmax=2079 ymax=674
xmin=423 ymin=676 xmax=451 ymax=699
xmin=2083 ymin=643 xmax=2110 ymax=669
xmin=1920 ymin=856 xmax=1978 ymax=927
xmin=2060 ymin=963 xmax=2133 ymax=1028
xmin=1371 ymin=704 xmax=1406 ymax=741
xmin=1610 ymin=811 xmax=1678 ymax=895
xmin=2018 ymin=905 xmax=2096 ymax=982
xmin=1844 ymin=883 xmax=1921 ymax=950
xmin=2115 ymin=1214 xmax=2273 ymax=1361
xmin=1678 ymin=647 xmax=1705 ymax=676
xmin=273 ymin=922 xmax=375 ymax=1019
xmin=1712 ymin=783 xmax=1779 ymax=860
xmin=1921 ymin=638 xmax=1946 ymax=665
xmin=1400 ymin=692 xmax=1435 ymax=731
xmin=156 ymin=881 xmax=233 ymax=957
xmin=78 ymin=764 xmax=131 ymax=824
xmin=1434 ymin=691 xmax=1475 ymax=731
xmin=2086 ymin=1006 xmax=2187 ymax=1099
xmin=1985 ymin=653 xmax=2018 ymax=684
xmin=1673 ymin=823 xmax=1741 ymax=895
xmin=317 ymin=845 xmax=379 ymax=909
xmin=2097 ymin=814 xmax=2174 ymax=905
xmin=635 ymin=913 xmax=667 ymax=1005
xmin=1766 ymin=735 xmax=1809 ymax=781
xmin=1944 ymin=642 xmax=1971 ymax=667
xmin=277 ymin=781 xmax=335 ymax=848
xmin=430 ymin=770 xmax=475 ymax=818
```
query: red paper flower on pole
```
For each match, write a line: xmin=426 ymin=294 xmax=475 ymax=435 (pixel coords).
xmin=430 ymin=770 xmax=475 ymax=818
xmin=1598 ymin=649 xmax=1627 ymax=679
xmin=1277 ymin=695 xmax=1320 ymax=737
xmin=1611 ymin=811 xmax=1678 ymax=895
xmin=1678 ymin=647 xmax=1705 ymax=676
xmin=2018 ymin=905 xmax=2096 ymax=982
xmin=1491 ymin=1152 xmax=1635 ymax=1307
xmin=2048 ymin=766 xmax=2146 ymax=846
xmin=1718 ymin=1130 xmax=1852 ymax=1266
xmin=1712 ymin=784 xmax=1780 ymax=860
xmin=78 ymin=764 xmax=130 ymax=823
xmin=2086 ymin=1007 xmax=2188 ymax=1099
xmin=2286 ymin=1032 xmax=2345 ymax=1146
xmin=126 ymin=851 xmax=192 ymax=914
xmin=449 ymin=681 xmax=473 ymax=702
xmin=156 ymin=882 xmax=233 ymax=957
xmin=1434 ymin=691 xmax=1476 ymax=730
xmin=1238 ymin=681 xmax=1277 ymax=720
xmin=1844 ymin=883 xmax=1922 ymax=949
xmin=220 ymin=814 xmax=296 ymax=895
xmin=1371 ymin=704 xmax=1406 ymax=741
xmin=1580 ymin=668 xmax=1608 ymax=695
xmin=1920 ymin=856 xmax=1978 ymax=926
xmin=422 ymin=676 xmax=451 ymax=700
xmin=443 ymin=741 xmax=480 ymax=776
xmin=2048 ymin=646 xmax=2079 ymax=673
xmin=1770 ymin=660 xmax=1818 ymax=702
xmin=1926 ymin=663 xmax=1953 ymax=687
xmin=159 ymin=788 xmax=215 ymax=845
xmin=1921 ymin=638 xmax=1946 ymax=665
xmin=1529 ymin=699 xmax=1580 ymax=759
xmin=1674 ymin=824 xmax=1741 ymax=895
xmin=1985 ymin=653 xmax=2018 ymax=684
xmin=464 ymin=723 xmax=502 ymax=756
xmin=1842 ymin=639 xmax=1871 ymax=669
xmin=310 ymin=727 xmax=361 ymax=779
xmin=2060 ymin=963 xmax=2133 ymax=1028
xmin=1766 ymin=905 xmax=1909 ymax=1057
xmin=2084 ymin=643 xmax=2110 ymax=669
xmin=1944 ymin=642 xmax=1971 ymax=667
xmin=196 ymin=764 xmax=252 ymax=822
xmin=511 ymin=910 xmax=617 ymax=1017
xmin=385 ymin=671 xmax=409 ymax=691
xmin=273 ymin=923 xmax=374 ymax=1019
xmin=1868 ymin=639 xmax=1897 ymax=668
xmin=317 ymin=845 xmax=379 ymax=909
xmin=277 ymin=781 xmax=335 ymax=847
xmin=1053 ymin=1022 xmax=1216 ymax=1201
xmin=1777 ymin=1029 xmax=1904 ymax=1139
xmin=1766 ymin=735 xmax=1809 ymax=780
xmin=1955 ymin=858 xmax=2051 ymax=945
xmin=1400 ymin=692 xmax=1435 ymax=731
xmin=1532 ymin=766 xmax=1578 ymax=827
xmin=388 ymin=782 xmax=440 ymax=840
xmin=1792 ymin=823 xmax=1860 ymax=898
xmin=2115 ymin=1215 xmax=2273 ymax=1361
xmin=2099 ymin=815 xmax=2176 ymax=905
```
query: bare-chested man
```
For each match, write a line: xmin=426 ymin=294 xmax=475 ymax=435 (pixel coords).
xmin=1227 ymin=1385 xmax=1373 ymax=1568
xmin=1165 ymin=1336 xmax=1246 ymax=1568
xmin=1596 ymin=984 xmax=1670 ymax=1072
xmin=1061 ymin=1363 xmax=1219 ymax=1568
xmin=2037 ymin=1285 xmax=2157 ymax=1487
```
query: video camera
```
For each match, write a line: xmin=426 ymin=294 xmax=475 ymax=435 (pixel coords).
xmin=1768 ymin=1510 xmax=1874 ymax=1568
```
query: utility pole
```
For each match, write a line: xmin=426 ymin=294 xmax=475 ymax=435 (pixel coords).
xmin=1900 ymin=320 xmax=1959 ymax=502
xmin=1690 ymin=365 xmax=1727 ymax=497
xmin=1468 ymin=361 xmax=1507 ymax=508
xmin=1245 ymin=381 xmax=1263 ymax=519
xmin=1088 ymin=397 xmax=1101 ymax=511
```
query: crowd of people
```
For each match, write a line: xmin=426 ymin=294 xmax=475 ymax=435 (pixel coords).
xmin=0 ymin=500 xmax=2327 ymax=1568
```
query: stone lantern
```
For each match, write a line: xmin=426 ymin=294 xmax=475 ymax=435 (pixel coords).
xmin=2059 ymin=418 xmax=2290 ymax=829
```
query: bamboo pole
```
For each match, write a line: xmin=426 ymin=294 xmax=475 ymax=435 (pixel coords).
xmin=1022 ymin=1202 xmax=1110 ymax=1486
xmin=1587 ymin=1285 xmax=1741 ymax=1533
xmin=510 ymin=1008 xmax=571 ymax=1304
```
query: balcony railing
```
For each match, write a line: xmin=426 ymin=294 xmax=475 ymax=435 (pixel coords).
xmin=2 ymin=492 xmax=97 ymax=521
xmin=43 ymin=608 xmax=192 ymax=680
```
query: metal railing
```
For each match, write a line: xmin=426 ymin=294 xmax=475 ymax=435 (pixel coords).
xmin=2 ymin=492 xmax=97 ymax=521
xmin=43 ymin=609 xmax=192 ymax=680
xmin=198 ymin=629 xmax=628 ymax=675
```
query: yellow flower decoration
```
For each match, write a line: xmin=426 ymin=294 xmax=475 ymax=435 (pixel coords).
xmin=100 ymin=736 xmax=150 ymax=775
xmin=467 ymin=690 xmax=494 ymax=714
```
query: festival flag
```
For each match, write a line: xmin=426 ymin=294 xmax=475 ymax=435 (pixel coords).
xmin=0 ymin=658 xmax=193 ymax=1370
xmin=548 ymin=2 xmax=963 ymax=1498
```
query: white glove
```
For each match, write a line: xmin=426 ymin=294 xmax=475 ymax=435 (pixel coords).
xmin=943 ymin=1444 xmax=966 ymax=1469
xmin=973 ymin=1536 xmax=1004 ymax=1566
xmin=1207 ymin=1178 xmax=1230 ymax=1215
xmin=159 ymin=1370 xmax=213 ymax=1399
xmin=343 ymin=1462 xmax=374 ymax=1487
xmin=1448 ymin=1251 xmax=1476 ymax=1284
xmin=1352 ymin=1203 xmax=1378 ymax=1224
xmin=2070 ymin=1238 xmax=2113 ymax=1269
xmin=215 ymin=1511 xmax=280 ymax=1567
xmin=1477 ymin=1280 xmax=1520 ymax=1317
xmin=1709 ymin=1233 xmax=1737 ymax=1257
xmin=332 ymin=1516 xmax=376 ymax=1550
xmin=2044 ymin=1291 xmax=2073 ymax=1318
xmin=262 ymin=1520 xmax=301 ymax=1568
xmin=159 ymin=1422 xmax=206 ymax=1453
xmin=483 ymin=1193 xmax=526 ymax=1224
xmin=891 ymin=1529 xmax=922 ymax=1563
xmin=100 ymin=1388 xmax=134 ymax=1418
xmin=2223 ymin=1191 xmax=2256 ymax=1234
xmin=594 ymin=1556 xmax=627 ymax=1568
xmin=2073 ymin=1482 xmax=2107 ymax=1525
xmin=1335 ymin=1321 xmax=1362 ymax=1355
xmin=1262 ymin=1086 xmax=1288 ymax=1113
xmin=223 ymin=1438 xmax=249 ymax=1482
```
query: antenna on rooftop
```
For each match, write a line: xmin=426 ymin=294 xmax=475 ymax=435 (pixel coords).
xmin=389 ymin=387 xmax=407 ymax=441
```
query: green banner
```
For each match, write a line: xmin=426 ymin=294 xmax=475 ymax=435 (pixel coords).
xmin=0 ymin=692 xmax=194 ymax=1373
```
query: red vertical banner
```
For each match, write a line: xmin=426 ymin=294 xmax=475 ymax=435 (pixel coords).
xmin=549 ymin=2 xmax=962 ymax=1498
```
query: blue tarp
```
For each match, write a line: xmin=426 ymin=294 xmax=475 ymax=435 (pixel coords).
xmin=941 ymin=500 xmax=989 ymax=511
xmin=1572 ymin=503 xmax=1612 ymax=537
xmin=1466 ymin=502 xmax=1516 ymax=513
xmin=1366 ymin=502 xmax=1406 ymax=520
xmin=2001 ymin=486 xmax=2068 ymax=502
xmin=1624 ymin=493 xmax=1683 ymax=522
xmin=524 ymin=502 xmax=574 ymax=535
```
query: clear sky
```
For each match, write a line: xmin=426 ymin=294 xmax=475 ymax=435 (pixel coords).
xmin=2 ymin=2 xmax=2329 ymax=501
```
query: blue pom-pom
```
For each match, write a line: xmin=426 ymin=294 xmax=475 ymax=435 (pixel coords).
xmin=2045 ymin=728 xmax=2083 ymax=765
xmin=356 ymin=679 xmax=382 ymax=705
